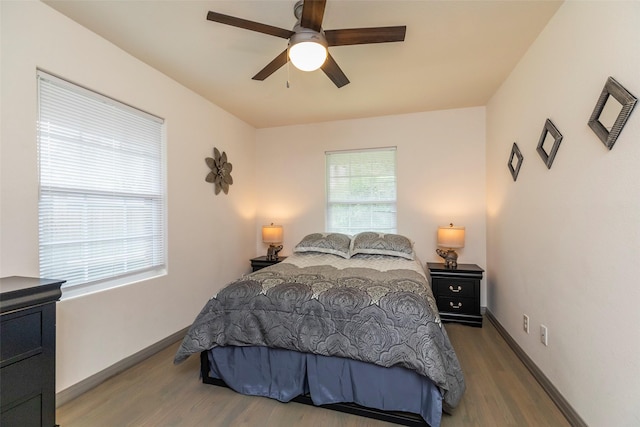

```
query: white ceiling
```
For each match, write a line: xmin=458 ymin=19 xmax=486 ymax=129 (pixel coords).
xmin=43 ymin=0 xmax=562 ymax=129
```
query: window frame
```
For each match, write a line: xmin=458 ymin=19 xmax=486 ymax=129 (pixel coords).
xmin=37 ymin=70 xmax=167 ymax=299
xmin=325 ymin=147 xmax=397 ymax=235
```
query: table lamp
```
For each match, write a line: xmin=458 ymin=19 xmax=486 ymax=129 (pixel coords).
xmin=436 ymin=223 xmax=465 ymax=269
xmin=262 ymin=223 xmax=283 ymax=261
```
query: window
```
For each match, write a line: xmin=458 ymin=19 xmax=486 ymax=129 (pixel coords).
xmin=37 ymin=71 xmax=166 ymax=296
xmin=326 ymin=147 xmax=397 ymax=235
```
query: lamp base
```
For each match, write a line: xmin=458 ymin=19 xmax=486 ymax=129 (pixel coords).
xmin=436 ymin=249 xmax=458 ymax=269
xmin=266 ymin=244 xmax=283 ymax=261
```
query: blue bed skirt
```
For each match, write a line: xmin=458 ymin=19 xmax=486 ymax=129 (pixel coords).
xmin=207 ymin=346 xmax=443 ymax=427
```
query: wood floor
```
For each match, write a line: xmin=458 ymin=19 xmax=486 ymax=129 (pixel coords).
xmin=56 ymin=319 xmax=571 ymax=427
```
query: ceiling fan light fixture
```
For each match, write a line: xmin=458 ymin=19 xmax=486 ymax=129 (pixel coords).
xmin=288 ymin=29 xmax=328 ymax=72
xmin=206 ymin=0 xmax=406 ymax=87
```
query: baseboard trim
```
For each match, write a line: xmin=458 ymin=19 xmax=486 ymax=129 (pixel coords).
xmin=57 ymin=316 xmax=587 ymax=425
xmin=485 ymin=310 xmax=587 ymax=427
xmin=56 ymin=326 xmax=189 ymax=407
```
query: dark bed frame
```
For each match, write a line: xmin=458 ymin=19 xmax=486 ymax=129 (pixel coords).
xmin=200 ymin=351 xmax=429 ymax=427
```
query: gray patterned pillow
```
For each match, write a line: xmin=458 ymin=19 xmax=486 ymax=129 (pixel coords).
xmin=293 ymin=233 xmax=352 ymax=258
xmin=350 ymin=232 xmax=415 ymax=260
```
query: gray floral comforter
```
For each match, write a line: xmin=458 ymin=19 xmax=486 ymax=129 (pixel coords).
xmin=174 ymin=253 xmax=465 ymax=409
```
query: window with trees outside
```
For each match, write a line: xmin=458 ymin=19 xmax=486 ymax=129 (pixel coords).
xmin=37 ymin=71 xmax=166 ymax=298
xmin=326 ymin=147 xmax=397 ymax=235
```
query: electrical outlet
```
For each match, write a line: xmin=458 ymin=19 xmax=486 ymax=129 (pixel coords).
xmin=523 ymin=314 xmax=529 ymax=334
xmin=540 ymin=325 xmax=548 ymax=346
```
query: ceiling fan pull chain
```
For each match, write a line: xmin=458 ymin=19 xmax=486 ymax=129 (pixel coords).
xmin=286 ymin=52 xmax=291 ymax=88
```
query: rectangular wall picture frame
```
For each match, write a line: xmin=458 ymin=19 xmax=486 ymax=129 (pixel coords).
xmin=588 ymin=76 xmax=637 ymax=150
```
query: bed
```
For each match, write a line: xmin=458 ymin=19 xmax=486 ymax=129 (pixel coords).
xmin=174 ymin=232 xmax=465 ymax=427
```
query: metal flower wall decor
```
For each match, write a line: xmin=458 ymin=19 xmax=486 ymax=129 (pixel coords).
xmin=205 ymin=147 xmax=233 ymax=195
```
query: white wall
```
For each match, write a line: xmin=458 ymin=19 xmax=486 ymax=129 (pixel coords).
xmin=255 ymin=107 xmax=487 ymax=302
xmin=0 ymin=1 xmax=256 ymax=392
xmin=486 ymin=2 xmax=640 ymax=426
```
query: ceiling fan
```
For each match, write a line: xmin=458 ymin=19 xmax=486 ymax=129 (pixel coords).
xmin=206 ymin=0 xmax=406 ymax=88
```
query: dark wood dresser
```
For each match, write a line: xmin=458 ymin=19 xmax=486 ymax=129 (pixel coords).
xmin=427 ymin=263 xmax=484 ymax=327
xmin=1 ymin=276 xmax=64 ymax=427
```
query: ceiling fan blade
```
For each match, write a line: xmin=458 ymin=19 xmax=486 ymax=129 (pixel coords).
xmin=325 ymin=26 xmax=407 ymax=46
xmin=300 ymin=0 xmax=326 ymax=32
xmin=321 ymin=53 xmax=349 ymax=88
xmin=207 ymin=11 xmax=294 ymax=39
xmin=252 ymin=50 xmax=289 ymax=81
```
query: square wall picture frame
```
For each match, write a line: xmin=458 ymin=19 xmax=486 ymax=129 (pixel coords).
xmin=508 ymin=142 xmax=524 ymax=181
xmin=536 ymin=119 xmax=563 ymax=169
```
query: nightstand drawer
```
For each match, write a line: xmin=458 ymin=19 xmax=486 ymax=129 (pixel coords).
xmin=433 ymin=278 xmax=476 ymax=298
xmin=436 ymin=296 xmax=478 ymax=316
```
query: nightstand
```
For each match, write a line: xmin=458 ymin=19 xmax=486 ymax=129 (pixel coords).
xmin=427 ymin=263 xmax=484 ymax=327
xmin=250 ymin=256 xmax=287 ymax=272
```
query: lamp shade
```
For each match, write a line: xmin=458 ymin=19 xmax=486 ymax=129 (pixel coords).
xmin=288 ymin=29 xmax=328 ymax=72
xmin=262 ymin=224 xmax=283 ymax=244
xmin=437 ymin=224 xmax=465 ymax=249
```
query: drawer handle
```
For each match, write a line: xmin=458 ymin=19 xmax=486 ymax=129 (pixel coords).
xmin=449 ymin=285 xmax=462 ymax=293
xmin=450 ymin=302 xmax=463 ymax=309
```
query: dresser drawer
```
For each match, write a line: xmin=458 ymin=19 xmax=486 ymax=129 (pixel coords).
xmin=0 ymin=354 xmax=44 ymax=405
xmin=436 ymin=296 xmax=478 ymax=316
xmin=433 ymin=278 xmax=476 ymax=298
xmin=1 ymin=311 xmax=42 ymax=364
xmin=1 ymin=394 xmax=42 ymax=427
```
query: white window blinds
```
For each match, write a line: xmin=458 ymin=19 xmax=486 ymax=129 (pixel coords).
xmin=326 ymin=147 xmax=397 ymax=235
xmin=37 ymin=71 xmax=166 ymax=290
